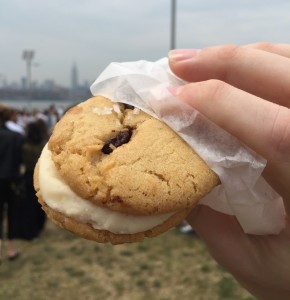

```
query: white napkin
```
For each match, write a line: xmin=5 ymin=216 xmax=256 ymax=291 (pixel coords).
xmin=90 ymin=58 xmax=285 ymax=235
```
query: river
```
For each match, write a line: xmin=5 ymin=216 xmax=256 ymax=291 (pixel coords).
xmin=0 ymin=99 xmax=80 ymax=111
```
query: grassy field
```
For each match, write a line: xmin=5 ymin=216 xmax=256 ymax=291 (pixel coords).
xmin=0 ymin=221 xmax=255 ymax=300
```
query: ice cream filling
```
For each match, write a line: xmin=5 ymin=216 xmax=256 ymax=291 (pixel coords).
xmin=38 ymin=144 xmax=174 ymax=234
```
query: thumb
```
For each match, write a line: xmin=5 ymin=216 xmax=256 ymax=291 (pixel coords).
xmin=186 ymin=205 xmax=252 ymax=273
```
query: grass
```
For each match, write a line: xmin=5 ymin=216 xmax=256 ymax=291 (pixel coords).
xmin=0 ymin=221 xmax=255 ymax=300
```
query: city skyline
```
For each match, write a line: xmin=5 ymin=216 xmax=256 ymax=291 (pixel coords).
xmin=0 ymin=61 xmax=90 ymax=90
xmin=0 ymin=61 xmax=92 ymax=104
xmin=1 ymin=0 xmax=290 ymax=87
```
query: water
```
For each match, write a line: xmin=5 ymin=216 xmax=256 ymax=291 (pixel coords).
xmin=0 ymin=99 xmax=80 ymax=111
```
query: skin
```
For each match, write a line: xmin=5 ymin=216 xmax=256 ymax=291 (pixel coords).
xmin=168 ymin=43 xmax=290 ymax=300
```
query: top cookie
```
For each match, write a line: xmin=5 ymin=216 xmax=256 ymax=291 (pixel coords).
xmin=48 ymin=96 xmax=219 ymax=215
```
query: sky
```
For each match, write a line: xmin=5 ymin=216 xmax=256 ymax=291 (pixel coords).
xmin=1 ymin=0 xmax=290 ymax=88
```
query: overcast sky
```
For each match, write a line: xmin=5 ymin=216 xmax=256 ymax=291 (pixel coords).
xmin=1 ymin=0 xmax=290 ymax=87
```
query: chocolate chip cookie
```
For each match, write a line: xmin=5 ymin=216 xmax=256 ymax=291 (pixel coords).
xmin=34 ymin=96 xmax=220 ymax=244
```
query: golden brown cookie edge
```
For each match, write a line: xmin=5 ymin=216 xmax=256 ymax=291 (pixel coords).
xmin=34 ymin=162 xmax=191 ymax=244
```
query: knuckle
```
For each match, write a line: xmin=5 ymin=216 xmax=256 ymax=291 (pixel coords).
xmin=270 ymin=107 xmax=290 ymax=159
xmin=206 ymin=79 xmax=229 ymax=100
xmin=215 ymin=44 xmax=241 ymax=61
xmin=275 ymin=124 xmax=290 ymax=159
xmin=280 ymin=83 xmax=290 ymax=105
xmin=251 ymin=42 xmax=276 ymax=52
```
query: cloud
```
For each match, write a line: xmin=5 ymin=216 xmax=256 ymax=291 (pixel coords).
xmin=1 ymin=0 xmax=171 ymax=85
xmin=177 ymin=0 xmax=290 ymax=47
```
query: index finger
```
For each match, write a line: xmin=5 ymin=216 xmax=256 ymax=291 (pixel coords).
xmin=173 ymin=80 xmax=290 ymax=214
xmin=243 ymin=42 xmax=290 ymax=58
xmin=173 ymin=80 xmax=290 ymax=163
xmin=169 ymin=45 xmax=290 ymax=107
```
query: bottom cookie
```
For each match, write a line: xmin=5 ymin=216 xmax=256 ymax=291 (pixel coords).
xmin=34 ymin=163 xmax=191 ymax=244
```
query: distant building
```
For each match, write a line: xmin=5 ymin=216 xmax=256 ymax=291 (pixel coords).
xmin=21 ymin=77 xmax=27 ymax=89
xmin=40 ymin=79 xmax=55 ymax=90
xmin=71 ymin=63 xmax=79 ymax=91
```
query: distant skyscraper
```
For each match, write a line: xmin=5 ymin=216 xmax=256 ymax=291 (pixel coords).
xmin=71 ymin=63 xmax=79 ymax=90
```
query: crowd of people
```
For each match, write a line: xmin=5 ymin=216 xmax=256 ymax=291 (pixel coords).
xmin=0 ymin=103 xmax=64 ymax=262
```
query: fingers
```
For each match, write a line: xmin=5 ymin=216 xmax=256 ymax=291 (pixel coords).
xmin=186 ymin=205 xmax=252 ymax=275
xmin=243 ymin=42 xmax=290 ymax=58
xmin=168 ymin=45 xmax=290 ymax=107
xmin=263 ymin=162 xmax=290 ymax=216
xmin=171 ymin=80 xmax=290 ymax=163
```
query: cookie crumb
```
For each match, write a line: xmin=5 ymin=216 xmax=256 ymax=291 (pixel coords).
xmin=133 ymin=108 xmax=140 ymax=115
xmin=115 ymin=120 xmax=122 ymax=127
xmin=93 ymin=107 xmax=113 ymax=115
xmin=113 ymin=104 xmax=121 ymax=114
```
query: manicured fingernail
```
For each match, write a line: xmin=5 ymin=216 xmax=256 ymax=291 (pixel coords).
xmin=167 ymin=85 xmax=184 ymax=97
xmin=168 ymin=49 xmax=200 ymax=62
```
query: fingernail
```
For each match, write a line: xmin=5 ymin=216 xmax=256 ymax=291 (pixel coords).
xmin=168 ymin=49 xmax=200 ymax=62
xmin=167 ymin=85 xmax=184 ymax=97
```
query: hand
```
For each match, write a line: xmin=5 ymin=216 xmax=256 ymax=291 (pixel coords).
xmin=168 ymin=43 xmax=290 ymax=300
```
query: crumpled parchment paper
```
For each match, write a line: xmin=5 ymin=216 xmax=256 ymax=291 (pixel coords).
xmin=90 ymin=58 xmax=285 ymax=235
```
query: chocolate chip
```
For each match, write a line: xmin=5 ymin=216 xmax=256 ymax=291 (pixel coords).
xmin=102 ymin=128 xmax=133 ymax=154
xmin=101 ymin=144 xmax=114 ymax=154
xmin=123 ymin=103 xmax=135 ymax=110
